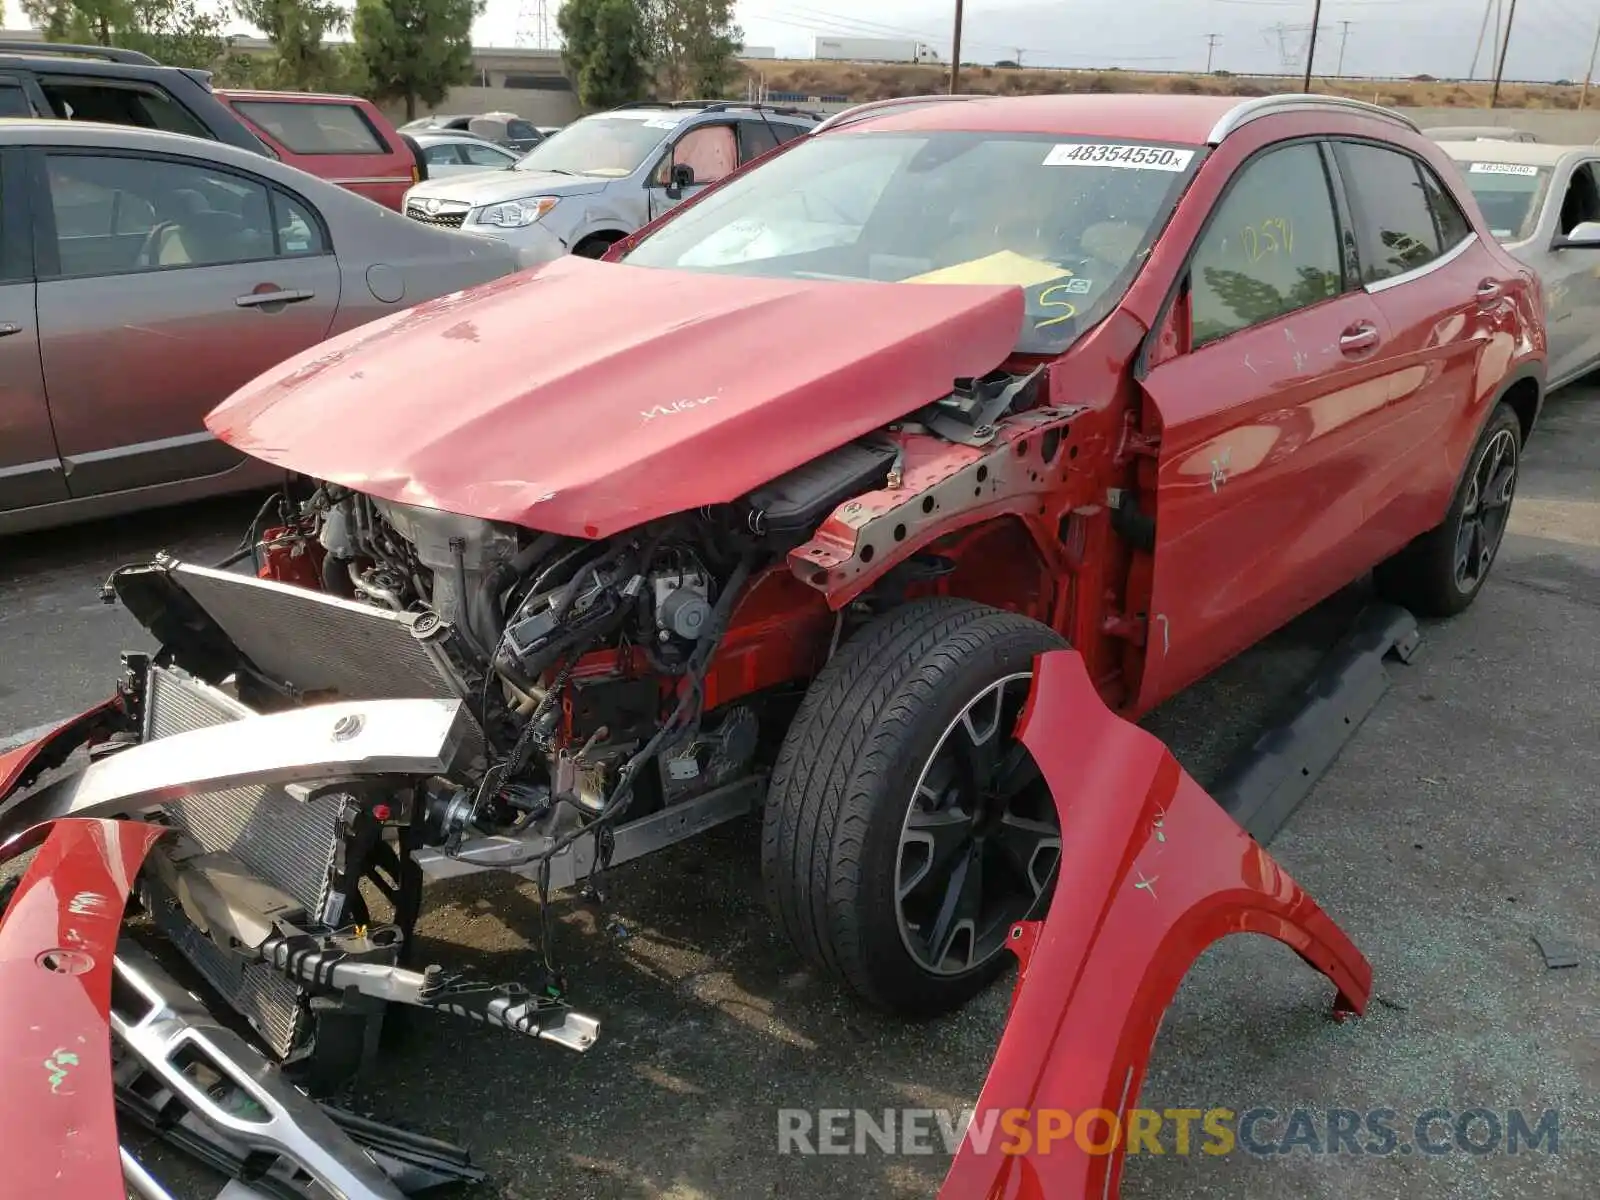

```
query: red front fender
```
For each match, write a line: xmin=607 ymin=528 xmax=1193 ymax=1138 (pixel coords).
xmin=0 ymin=818 xmax=168 ymax=1197
xmin=941 ymin=650 xmax=1372 ymax=1199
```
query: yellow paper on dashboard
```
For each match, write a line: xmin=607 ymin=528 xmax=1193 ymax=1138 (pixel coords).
xmin=903 ymin=251 xmax=1073 ymax=287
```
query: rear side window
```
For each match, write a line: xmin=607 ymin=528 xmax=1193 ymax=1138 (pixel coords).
xmin=38 ymin=79 xmax=209 ymax=139
xmin=422 ymin=143 xmax=461 ymax=166
xmin=0 ymin=81 xmax=31 ymax=118
xmin=738 ymin=119 xmax=780 ymax=161
xmin=1189 ymin=142 xmax=1344 ymax=348
xmin=1335 ymin=142 xmax=1443 ymax=283
xmin=506 ymin=120 xmax=539 ymax=142
xmin=1420 ymin=165 xmax=1473 ymax=248
xmin=233 ymin=101 xmax=387 ymax=155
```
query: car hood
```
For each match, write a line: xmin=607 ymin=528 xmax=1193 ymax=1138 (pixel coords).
xmin=409 ymin=170 xmax=608 ymax=205
xmin=206 ymin=257 xmax=1025 ymax=538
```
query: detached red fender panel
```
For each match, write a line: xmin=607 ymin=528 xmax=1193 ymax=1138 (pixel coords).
xmin=0 ymin=819 xmax=168 ymax=1198
xmin=941 ymin=650 xmax=1372 ymax=1200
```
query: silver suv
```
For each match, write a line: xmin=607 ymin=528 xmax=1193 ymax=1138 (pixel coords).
xmin=399 ymin=101 xmax=819 ymax=261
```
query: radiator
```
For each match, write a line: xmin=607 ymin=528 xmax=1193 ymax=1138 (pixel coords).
xmin=143 ymin=665 xmax=350 ymax=1060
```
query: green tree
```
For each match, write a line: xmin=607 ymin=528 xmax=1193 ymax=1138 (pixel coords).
xmin=557 ymin=0 xmax=650 ymax=112
xmin=233 ymin=0 xmax=351 ymax=91
xmin=645 ymin=0 xmax=740 ymax=100
xmin=23 ymin=0 xmax=230 ymax=68
xmin=352 ymin=0 xmax=482 ymax=122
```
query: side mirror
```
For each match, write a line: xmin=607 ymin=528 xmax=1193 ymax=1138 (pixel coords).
xmin=664 ymin=162 xmax=695 ymax=199
xmin=1553 ymin=219 xmax=1600 ymax=249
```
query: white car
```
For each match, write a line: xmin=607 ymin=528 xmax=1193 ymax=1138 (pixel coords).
xmin=410 ymin=131 xmax=520 ymax=179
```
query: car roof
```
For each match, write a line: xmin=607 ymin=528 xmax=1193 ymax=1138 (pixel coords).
xmin=216 ymin=89 xmax=373 ymax=105
xmin=411 ymin=130 xmax=510 ymax=146
xmin=0 ymin=116 xmax=349 ymax=179
xmin=1435 ymin=139 xmax=1584 ymax=167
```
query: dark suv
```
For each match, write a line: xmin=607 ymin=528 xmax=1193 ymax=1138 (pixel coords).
xmin=0 ymin=40 xmax=270 ymax=152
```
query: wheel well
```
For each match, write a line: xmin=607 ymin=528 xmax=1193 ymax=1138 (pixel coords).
xmin=573 ymin=230 xmax=625 ymax=255
xmin=1501 ymin=376 xmax=1540 ymax=444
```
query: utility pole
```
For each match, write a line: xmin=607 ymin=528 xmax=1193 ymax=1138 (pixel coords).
xmin=1469 ymin=0 xmax=1494 ymax=77
xmin=1336 ymin=20 xmax=1352 ymax=76
xmin=1582 ymin=15 xmax=1600 ymax=110
xmin=1302 ymin=0 xmax=1323 ymax=91
xmin=1490 ymin=0 xmax=1519 ymax=108
xmin=950 ymin=0 xmax=965 ymax=93
xmin=1205 ymin=33 xmax=1221 ymax=73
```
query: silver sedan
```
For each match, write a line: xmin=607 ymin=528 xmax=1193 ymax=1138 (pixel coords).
xmin=409 ymin=131 xmax=521 ymax=178
xmin=0 ymin=119 xmax=526 ymax=535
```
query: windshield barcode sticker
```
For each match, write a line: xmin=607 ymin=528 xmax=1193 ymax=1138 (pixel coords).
xmin=1469 ymin=162 xmax=1539 ymax=175
xmin=1044 ymin=143 xmax=1195 ymax=171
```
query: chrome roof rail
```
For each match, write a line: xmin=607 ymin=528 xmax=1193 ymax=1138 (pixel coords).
xmin=815 ymin=94 xmax=985 ymax=135
xmin=1207 ymin=94 xmax=1420 ymax=145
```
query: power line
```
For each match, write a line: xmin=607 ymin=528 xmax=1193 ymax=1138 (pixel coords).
xmin=1205 ymin=32 xmax=1222 ymax=72
xmin=1336 ymin=19 xmax=1352 ymax=75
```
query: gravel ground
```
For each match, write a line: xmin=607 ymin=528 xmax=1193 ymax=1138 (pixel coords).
xmin=0 ymin=388 xmax=1594 ymax=1199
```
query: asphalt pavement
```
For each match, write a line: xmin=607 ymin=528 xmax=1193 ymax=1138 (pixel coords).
xmin=0 ymin=388 xmax=1594 ymax=1199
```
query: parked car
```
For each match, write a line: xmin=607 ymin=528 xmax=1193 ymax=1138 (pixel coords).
xmin=1438 ymin=138 xmax=1600 ymax=389
xmin=1424 ymin=124 xmax=1537 ymax=143
xmin=401 ymin=111 xmax=546 ymax=154
xmin=214 ymin=89 xmax=424 ymax=211
xmin=409 ymin=129 xmax=520 ymax=178
xmin=0 ymin=41 xmax=427 ymax=210
xmin=399 ymin=100 xmax=820 ymax=259
xmin=125 ymin=90 xmax=1546 ymax=1046
xmin=0 ymin=120 xmax=525 ymax=536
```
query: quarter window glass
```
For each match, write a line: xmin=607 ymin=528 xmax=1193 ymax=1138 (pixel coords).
xmin=1189 ymin=142 xmax=1343 ymax=347
xmin=47 ymin=155 xmax=279 ymax=277
xmin=272 ymin=191 xmax=327 ymax=256
xmin=38 ymin=80 xmax=209 ymax=138
xmin=1337 ymin=143 xmax=1443 ymax=283
xmin=234 ymin=101 xmax=385 ymax=154
xmin=672 ymin=125 xmax=737 ymax=185
xmin=1420 ymin=165 xmax=1473 ymax=247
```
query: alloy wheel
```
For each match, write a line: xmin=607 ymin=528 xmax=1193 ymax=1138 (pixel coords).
xmin=895 ymin=672 xmax=1061 ymax=976
xmin=1454 ymin=427 xmax=1519 ymax=594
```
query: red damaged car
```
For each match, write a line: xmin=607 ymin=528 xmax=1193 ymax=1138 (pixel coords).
xmin=0 ymin=91 xmax=1540 ymax=1193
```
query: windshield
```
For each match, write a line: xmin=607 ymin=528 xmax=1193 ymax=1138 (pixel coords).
xmin=621 ymin=131 xmax=1201 ymax=353
xmin=513 ymin=113 xmax=677 ymax=177
xmin=1453 ymin=159 xmax=1553 ymax=241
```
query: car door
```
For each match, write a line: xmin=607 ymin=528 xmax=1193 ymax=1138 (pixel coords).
xmin=1133 ymin=138 xmax=1401 ymax=707
xmin=1536 ymin=157 xmax=1600 ymax=384
xmin=32 ymin=147 xmax=340 ymax=497
xmin=1331 ymin=140 xmax=1502 ymax=553
xmin=0 ymin=146 xmax=68 ymax=514
xmin=646 ymin=122 xmax=738 ymax=222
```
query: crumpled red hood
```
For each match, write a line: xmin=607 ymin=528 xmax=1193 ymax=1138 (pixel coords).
xmin=206 ymin=257 xmax=1023 ymax=537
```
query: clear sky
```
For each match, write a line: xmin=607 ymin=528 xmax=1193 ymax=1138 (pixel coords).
xmin=4 ymin=0 xmax=1596 ymax=83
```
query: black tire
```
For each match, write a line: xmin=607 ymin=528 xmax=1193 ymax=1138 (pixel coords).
xmin=1374 ymin=402 xmax=1522 ymax=618
xmin=761 ymin=598 xmax=1066 ymax=1017
xmin=572 ymin=233 xmax=622 ymax=259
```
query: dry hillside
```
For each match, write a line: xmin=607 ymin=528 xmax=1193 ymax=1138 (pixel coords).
xmin=739 ymin=58 xmax=1591 ymax=111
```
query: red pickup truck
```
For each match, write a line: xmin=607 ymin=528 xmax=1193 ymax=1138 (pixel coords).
xmin=215 ymin=88 xmax=422 ymax=212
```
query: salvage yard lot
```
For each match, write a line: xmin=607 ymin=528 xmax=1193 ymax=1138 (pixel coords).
xmin=1 ymin=390 xmax=1595 ymax=1199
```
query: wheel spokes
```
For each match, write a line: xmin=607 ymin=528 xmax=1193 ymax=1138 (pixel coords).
xmin=995 ymin=812 xmax=1062 ymax=898
xmin=924 ymin=844 xmax=983 ymax=971
xmin=899 ymin=808 xmax=972 ymax=902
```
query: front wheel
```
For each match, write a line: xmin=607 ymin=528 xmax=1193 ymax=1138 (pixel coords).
xmin=761 ymin=599 xmax=1065 ymax=1017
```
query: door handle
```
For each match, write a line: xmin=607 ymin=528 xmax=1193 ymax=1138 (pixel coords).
xmin=235 ymin=289 xmax=315 ymax=309
xmin=1476 ymin=279 xmax=1504 ymax=306
xmin=0 ymin=321 xmax=20 ymax=338
xmin=1339 ymin=322 xmax=1380 ymax=355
